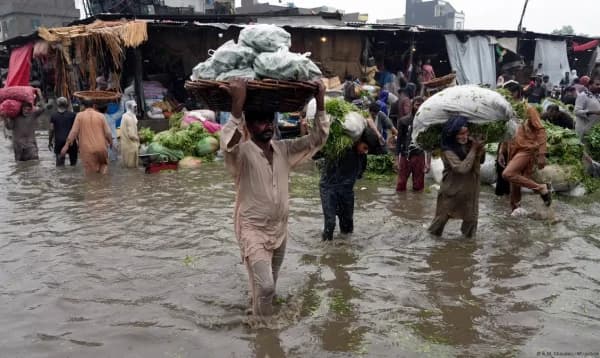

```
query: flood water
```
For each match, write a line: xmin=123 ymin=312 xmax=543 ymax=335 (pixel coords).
xmin=1 ymin=133 xmax=600 ymax=358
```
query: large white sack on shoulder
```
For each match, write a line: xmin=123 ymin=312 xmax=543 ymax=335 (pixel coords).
xmin=342 ymin=112 xmax=367 ymax=140
xmin=412 ymin=85 xmax=515 ymax=145
xmin=430 ymin=157 xmax=444 ymax=184
xmin=480 ymin=153 xmax=497 ymax=185
xmin=238 ymin=24 xmax=291 ymax=52
xmin=532 ymin=164 xmax=580 ymax=192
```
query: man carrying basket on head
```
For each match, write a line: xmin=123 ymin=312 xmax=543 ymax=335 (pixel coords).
xmin=220 ymin=79 xmax=330 ymax=319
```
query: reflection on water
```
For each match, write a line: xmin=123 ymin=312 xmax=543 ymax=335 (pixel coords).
xmin=1 ymin=134 xmax=600 ymax=357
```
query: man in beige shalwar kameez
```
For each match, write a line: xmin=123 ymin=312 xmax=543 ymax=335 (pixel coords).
xmin=61 ymin=99 xmax=113 ymax=175
xmin=220 ymin=79 xmax=329 ymax=317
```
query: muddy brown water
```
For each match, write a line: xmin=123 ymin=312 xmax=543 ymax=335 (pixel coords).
xmin=1 ymin=134 xmax=600 ymax=358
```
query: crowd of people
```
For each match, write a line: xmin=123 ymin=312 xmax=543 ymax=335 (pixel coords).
xmin=3 ymin=63 xmax=600 ymax=321
xmin=218 ymin=67 xmax=600 ymax=320
xmin=2 ymin=93 xmax=141 ymax=175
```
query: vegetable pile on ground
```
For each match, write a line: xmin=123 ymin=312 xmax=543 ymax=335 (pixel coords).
xmin=149 ymin=122 xmax=219 ymax=161
xmin=584 ymin=123 xmax=600 ymax=162
xmin=535 ymin=120 xmax=600 ymax=193
xmin=364 ymin=154 xmax=395 ymax=180
xmin=322 ymin=98 xmax=358 ymax=161
xmin=139 ymin=127 xmax=155 ymax=144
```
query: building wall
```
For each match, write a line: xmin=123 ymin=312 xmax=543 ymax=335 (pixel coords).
xmin=405 ymin=0 xmax=463 ymax=30
xmin=0 ymin=0 xmax=79 ymax=41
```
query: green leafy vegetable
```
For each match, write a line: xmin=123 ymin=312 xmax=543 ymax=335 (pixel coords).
xmin=584 ymin=123 xmax=600 ymax=162
xmin=168 ymin=112 xmax=184 ymax=129
xmin=138 ymin=127 xmax=155 ymax=144
xmin=153 ymin=122 xmax=217 ymax=160
xmin=322 ymin=98 xmax=360 ymax=161
xmin=416 ymin=121 xmax=507 ymax=151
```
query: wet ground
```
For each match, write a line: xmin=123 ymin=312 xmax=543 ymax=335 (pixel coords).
xmin=1 ymin=134 xmax=600 ymax=358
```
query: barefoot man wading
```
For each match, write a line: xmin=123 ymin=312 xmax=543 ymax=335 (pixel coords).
xmin=220 ymin=79 xmax=329 ymax=318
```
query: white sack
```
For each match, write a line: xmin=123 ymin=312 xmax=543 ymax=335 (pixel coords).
xmin=412 ymin=85 xmax=516 ymax=146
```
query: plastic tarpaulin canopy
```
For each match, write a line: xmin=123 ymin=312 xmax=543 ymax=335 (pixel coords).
xmin=534 ymin=39 xmax=570 ymax=86
xmin=5 ymin=43 xmax=33 ymax=87
xmin=445 ymin=35 xmax=497 ymax=88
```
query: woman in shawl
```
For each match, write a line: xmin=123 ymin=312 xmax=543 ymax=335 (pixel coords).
xmin=120 ymin=100 xmax=140 ymax=168
xmin=502 ymin=106 xmax=551 ymax=211
xmin=428 ymin=116 xmax=485 ymax=238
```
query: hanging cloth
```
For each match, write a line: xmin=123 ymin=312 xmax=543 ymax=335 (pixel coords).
xmin=5 ymin=43 xmax=34 ymax=87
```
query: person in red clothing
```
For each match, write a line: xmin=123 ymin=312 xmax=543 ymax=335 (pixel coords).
xmin=396 ymin=96 xmax=429 ymax=192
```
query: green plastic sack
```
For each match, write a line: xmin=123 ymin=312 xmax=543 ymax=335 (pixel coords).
xmin=238 ymin=24 xmax=291 ymax=52
xmin=216 ymin=68 xmax=256 ymax=81
xmin=210 ymin=40 xmax=256 ymax=72
xmin=253 ymin=49 xmax=322 ymax=81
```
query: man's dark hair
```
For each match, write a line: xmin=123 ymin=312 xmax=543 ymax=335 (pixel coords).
xmin=547 ymin=104 xmax=559 ymax=112
xmin=368 ymin=102 xmax=381 ymax=114
xmin=81 ymin=98 xmax=94 ymax=108
xmin=543 ymin=75 xmax=550 ymax=80
xmin=96 ymin=104 xmax=108 ymax=113
xmin=245 ymin=110 xmax=275 ymax=123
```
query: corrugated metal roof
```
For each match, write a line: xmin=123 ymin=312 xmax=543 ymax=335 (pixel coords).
xmin=1 ymin=13 xmax=596 ymax=46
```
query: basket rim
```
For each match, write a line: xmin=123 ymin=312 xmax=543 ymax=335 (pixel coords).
xmin=73 ymin=90 xmax=123 ymax=100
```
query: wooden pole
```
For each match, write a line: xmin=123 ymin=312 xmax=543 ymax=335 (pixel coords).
xmin=133 ymin=47 xmax=145 ymax=119
xmin=517 ymin=0 xmax=529 ymax=32
xmin=516 ymin=0 xmax=530 ymax=66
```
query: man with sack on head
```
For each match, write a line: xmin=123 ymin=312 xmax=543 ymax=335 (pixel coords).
xmin=220 ymin=79 xmax=329 ymax=318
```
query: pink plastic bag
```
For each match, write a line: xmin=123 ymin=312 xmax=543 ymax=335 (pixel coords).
xmin=0 ymin=99 xmax=23 ymax=118
xmin=201 ymin=120 xmax=221 ymax=134
xmin=181 ymin=115 xmax=201 ymax=128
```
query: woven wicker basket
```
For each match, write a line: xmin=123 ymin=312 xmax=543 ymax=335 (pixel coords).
xmin=185 ymin=79 xmax=319 ymax=112
xmin=73 ymin=90 xmax=122 ymax=104
xmin=422 ymin=73 xmax=457 ymax=89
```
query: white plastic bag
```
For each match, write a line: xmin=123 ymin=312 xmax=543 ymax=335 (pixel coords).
xmin=342 ymin=112 xmax=367 ymax=140
xmin=253 ymin=49 xmax=322 ymax=81
xmin=429 ymin=157 xmax=444 ymax=184
xmin=480 ymin=153 xmax=497 ymax=185
xmin=238 ymin=24 xmax=291 ymax=52
xmin=412 ymin=85 xmax=516 ymax=145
